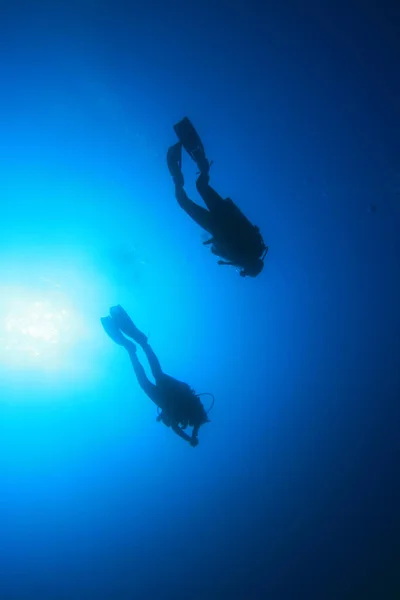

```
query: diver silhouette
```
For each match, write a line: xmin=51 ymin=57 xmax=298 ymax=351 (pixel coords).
xmin=167 ymin=117 xmax=268 ymax=278
xmin=101 ymin=305 xmax=210 ymax=447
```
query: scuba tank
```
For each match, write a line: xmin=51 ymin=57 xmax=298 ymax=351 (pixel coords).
xmin=156 ymin=388 xmax=215 ymax=428
xmin=221 ymin=198 xmax=267 ymax=259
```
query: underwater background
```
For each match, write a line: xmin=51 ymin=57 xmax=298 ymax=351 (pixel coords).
xmin=0 ymin=1 xmax=399 ymax=599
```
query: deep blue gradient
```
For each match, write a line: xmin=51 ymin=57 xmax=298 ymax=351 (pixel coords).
xmin=1 ymin=2 xmax=399 ymax=598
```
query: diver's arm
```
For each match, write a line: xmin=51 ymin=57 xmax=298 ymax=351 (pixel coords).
xmin=212 ymin=244 xmax=236 ymax=266
xmin=190 ymin=427 xmax=200 ymax=447
xmin=171 ymin=423 xmax=192 ymax=443
xmin=217 ymin=260 xmax=235 ymax=266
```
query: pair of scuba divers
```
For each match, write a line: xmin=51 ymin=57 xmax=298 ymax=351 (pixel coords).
xmin=102 ymin=119 xmax=268 ymax=447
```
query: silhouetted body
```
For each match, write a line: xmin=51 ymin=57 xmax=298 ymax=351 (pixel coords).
xmin=101 ymin=306 xmax=209 ymax=447
xmin=167 ymin=118 xmax=268 ymax=277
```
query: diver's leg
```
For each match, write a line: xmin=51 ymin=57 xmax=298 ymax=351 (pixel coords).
xmin=141 ymin=341 xmax=164 ymax=383
xmin=167 ymin=143 xmax=184 ymax=187
xmin=126 ymin=345 xmax=160 ymax=405
xmin=196 ymin=172 xmax=226 ymax=213
xmin=175 ymin=184 xmax=214 ymax=234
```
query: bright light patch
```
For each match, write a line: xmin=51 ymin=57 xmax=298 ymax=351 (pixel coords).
xmin=0 ymin=290 xmax=80 ymax=370
xmin=6 ymin=300 xmax=69 ymax=344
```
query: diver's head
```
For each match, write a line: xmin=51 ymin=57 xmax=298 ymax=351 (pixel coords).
xmin=188 ymin=399 xmax=210 ymax=428
xmin=240 ymin=254 xmax=266 ymax=278
xmin=189 ymin=414 xmax=210 ymax=429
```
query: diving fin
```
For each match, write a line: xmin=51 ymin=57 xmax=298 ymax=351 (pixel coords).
xmin=101 ymin=316 xmax=131 ymax=347
xmin=109 ymin=305 xmax=148 ymax=346
xmin=167 ymin=142 xmax=184 ymax=187
xmin=173 ymin=117 xmax=210 ymax=175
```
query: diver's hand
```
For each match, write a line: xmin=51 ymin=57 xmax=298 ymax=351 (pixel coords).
xmin=189 ymin=437 xmax=199 ymax=448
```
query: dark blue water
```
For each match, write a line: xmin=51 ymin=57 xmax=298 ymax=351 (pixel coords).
xmin=1 ymin=2 xmax=399 ymax=598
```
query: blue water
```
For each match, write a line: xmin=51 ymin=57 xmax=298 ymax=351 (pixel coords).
xmin=1 ymin=2 xmax=399 ymax=599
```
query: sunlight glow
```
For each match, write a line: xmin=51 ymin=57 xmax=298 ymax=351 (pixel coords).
xmin=0 ymin=289 xmax=80 ymax=369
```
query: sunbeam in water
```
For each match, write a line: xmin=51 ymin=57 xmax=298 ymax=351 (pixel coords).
xmin=0 ymin=289 xmax=80 ymax=370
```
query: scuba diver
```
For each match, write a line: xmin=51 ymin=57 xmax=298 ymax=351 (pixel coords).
xmin=101 ymin=305 xmax=210 ymax=447
xmin=167 ymin=117 xmax=268 ymax=278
